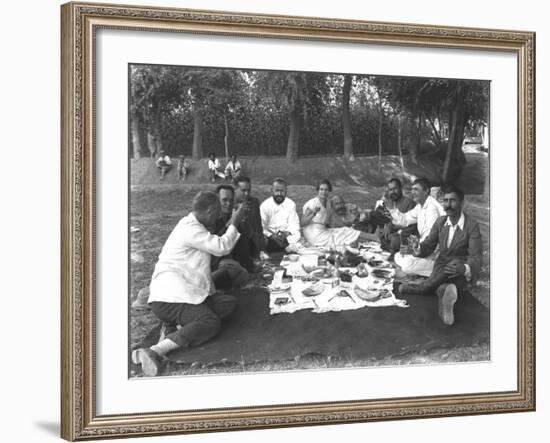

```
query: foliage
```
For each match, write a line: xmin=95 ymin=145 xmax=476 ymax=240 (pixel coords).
xmin=129 ymin=64 xmax=489 ymax=181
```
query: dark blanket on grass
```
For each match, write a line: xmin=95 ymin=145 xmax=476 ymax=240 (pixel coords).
xmin=139 ymin=288 xmax=490 ymax=364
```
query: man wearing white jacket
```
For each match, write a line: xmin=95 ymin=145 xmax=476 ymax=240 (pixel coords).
xmin=386 ymin=177 xmax=446 ymax=277
xmin=132 ymin=191 xmax=248 ymax=376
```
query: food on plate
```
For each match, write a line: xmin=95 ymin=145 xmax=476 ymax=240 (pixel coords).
xmin=302 ymin=281 xmax=324 ymax=297
xmin=274 ymin=297 xmax=290 ymax=305
xmin=353 ymin=285 xmax=381 ymax=302
xmin=371 ymin=268 xmax=394 ymax=279
xmin=342 ymin=250 xmax=363 ymax=267
xmin=339 ymin=271 xmax=353 ymax=283
xmin=268 ymin=283 xmax=291 ymax=293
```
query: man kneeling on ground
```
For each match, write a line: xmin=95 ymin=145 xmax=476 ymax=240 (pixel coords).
xmin=394 ymin=186 xmax=482 ymax=325
xmin=132 ymin=191 xmax=248 ymax=376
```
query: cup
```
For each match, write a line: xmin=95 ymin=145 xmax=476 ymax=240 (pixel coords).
xmin=273 ymin=268 xmax=285 ymax=287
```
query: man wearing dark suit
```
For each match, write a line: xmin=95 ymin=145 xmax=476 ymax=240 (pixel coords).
xmin=395 ymin=185 xmax=482 ymax=326
xmin=232 ymin=176 xmax=267 ymax=273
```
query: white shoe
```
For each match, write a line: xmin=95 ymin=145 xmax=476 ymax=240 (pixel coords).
xmin=438 ymin=283 xmax=458 ymax=326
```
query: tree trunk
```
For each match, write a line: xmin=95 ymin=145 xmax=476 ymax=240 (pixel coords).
xmin=442 ymin=84 xmax=466 ymax=183
xmin=223 ymin=109 xmax=229 ymax=163
xmin=131 ymin=111 xmax=142 ymax=159
xmin=377 ymin=99 xmax=383 ymax=171
xmin=397 ymin=114 xmax=405 ymax=176
xmin=286 ymin=106 xmax=300 ymax=162
xmin=342 ymin=74 xmax=354 ymax=160
xmin=153 ymin=107 xmax=163 ymax=155
xmin=192 ymin=109 xmax=203 ymax=161
xmin=410 ymin=112 xmax=421 ymax=164
xmin=147 ymin=131 xmax=156 ymax=158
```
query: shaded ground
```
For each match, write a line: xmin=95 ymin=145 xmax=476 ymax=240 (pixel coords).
xmin=129 ymin=175 xmax=490 ymax=376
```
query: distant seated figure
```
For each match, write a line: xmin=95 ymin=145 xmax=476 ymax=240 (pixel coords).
xmin=177 ymin=155 xmax=190 ymax=182
xmin=301 ymin=179 xmax=379 ymax=248
xmin=155 ymin=151 xmax=172 ymax=180
xmin=208 ymin=153 xmax=225 ymax=182
xmin=395 ymin=186 xmax=482 ymax=326
xmin=211 ymin=185 xmax=249 ymax=289
xmin=260 ymin=177 xmax=301 ymax=253
xmin=224 ymin=154 xmax=242 ymax=180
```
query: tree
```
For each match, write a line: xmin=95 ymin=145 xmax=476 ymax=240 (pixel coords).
xmin=130 ymin=65 xmax=184 ymax=158
xmin=181 ymin=69 xmax=248 ymax=160
xmin=252 ymin=71 xmax=330 ymax=162
xmin=384 ymin=77 xmax=489 ymax=183
xmin=342 ymin=74 xmax=354 ymax=159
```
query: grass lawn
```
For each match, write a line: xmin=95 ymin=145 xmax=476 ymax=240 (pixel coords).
xmin=129 ymin=181 xmax=490 ymax=377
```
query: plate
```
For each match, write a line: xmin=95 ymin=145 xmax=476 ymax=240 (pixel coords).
xmin=353 ymin=285 xmax=381 ymax=302
xmin=268 ymin=283 xmax=291 ymax=294
xmin=302 ymin=282 xmax=324 ymax=297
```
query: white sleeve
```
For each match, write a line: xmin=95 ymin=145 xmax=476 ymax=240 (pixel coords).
xmin=260 ymin=201 xmax=271 ymax=238
xmin=424 ymin=204 xmax=442 ymax=232
xmin=287 ymin=203 xmax=302 ymax=244
xmin=185 ymin=225 xmax=240 ymax=257
xmin=302 ymin=198 xmax=317 ymax=214
xmin=390 ymin=205 xmax=418 ymax=227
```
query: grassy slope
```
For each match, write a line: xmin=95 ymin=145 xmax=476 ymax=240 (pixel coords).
xmin=132 ymin=152 xmax=488 ymax=194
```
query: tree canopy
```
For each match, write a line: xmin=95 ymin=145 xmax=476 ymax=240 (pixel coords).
xmin=130 ymin=64 xmax=489 ymax=183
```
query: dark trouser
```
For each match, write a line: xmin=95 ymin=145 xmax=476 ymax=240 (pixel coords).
xmin=211 ymin=258 xmax=249 ymax=290
xmin=399 ymin=269 xmax=468 ymax=297
xmin=149 ymin=293 xmax=237 ymax=348
xmin=232 ymin=236 xmax=257 ymax=272
xmin=265 ymin=235 xmax=288 ymax=253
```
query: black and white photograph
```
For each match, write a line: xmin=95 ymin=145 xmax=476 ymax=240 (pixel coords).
xmin=128 ymin=64 xmax=490 ymax=378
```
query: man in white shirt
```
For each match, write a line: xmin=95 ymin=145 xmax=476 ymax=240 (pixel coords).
xmin=224 ymin=154 xmax=242 ymax=180
xmin=207 ymin=152 xmax=225 ymax=182
xmin=394 ymin=186 xmax=482 ymax=325
xmin=386 ymin=177 xmax=446 ymax=277
xmin=260 ymin=177 xmax=301 ymax=253
xmin=132 ymin=191 xmax=247 ymax=376
xmin=155 ymin=151 xmax=172 ymax=180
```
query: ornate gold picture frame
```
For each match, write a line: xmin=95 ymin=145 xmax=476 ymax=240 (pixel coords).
xmin=61 ymin=1 xmax=535 ymax=440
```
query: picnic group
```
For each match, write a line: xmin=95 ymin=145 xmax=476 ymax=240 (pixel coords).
xmin=133 ymin=153 xmax=482 ymax=376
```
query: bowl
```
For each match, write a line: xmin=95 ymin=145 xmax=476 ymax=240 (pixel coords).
xmin=288 ymin=254 xmax=300 ymax=262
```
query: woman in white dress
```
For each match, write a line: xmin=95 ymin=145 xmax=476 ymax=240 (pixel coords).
xmin=301 ymin=179 xmax=378 ymax=247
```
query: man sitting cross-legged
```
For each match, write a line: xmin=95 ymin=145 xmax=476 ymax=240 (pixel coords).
xmin=132 ymin=191 xmax=248 ymax=376
xmin=394 ymin=185 xmax=482 ymax=325
xmin=260 ymin=177 xmax=301 ymax=253
xmin=384 ymin=177 xmax=445 ymax=277
xmin=232 ymin=176 xmax=267 ymax=272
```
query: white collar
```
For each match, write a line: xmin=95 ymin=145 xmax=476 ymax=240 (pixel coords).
xmin=445 ymin=211 xmax=465 ymax=229
xmin=420 ymin=195 xmax=433 ymax=209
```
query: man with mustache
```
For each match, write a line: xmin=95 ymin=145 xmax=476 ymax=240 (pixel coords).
xmin=385 ymin=177 xmax=445 ymax=277
xmin=232 ymin=176 xmax=267 ymax=272
xmin=211 ymin=184 xmax=250 ymax=289
xmin=394 ymin=185 xmax=482 ymax=325
xmin=371 ymin=178 xmax=417 ymax=252
xmin=260 ymin=177 xmax=301 ymax=253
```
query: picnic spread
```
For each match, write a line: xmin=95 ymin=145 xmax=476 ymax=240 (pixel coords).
xmin=267 ymin=242 xmax=409 ymax=315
